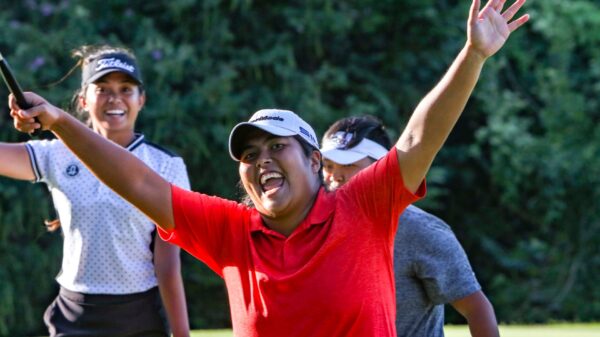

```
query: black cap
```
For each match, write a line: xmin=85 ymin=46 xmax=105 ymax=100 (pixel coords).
xmin=81 ymin=52 xmax=142 ymax=86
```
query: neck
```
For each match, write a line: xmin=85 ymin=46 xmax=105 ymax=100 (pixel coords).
xmin=94 ymin=128 xmax=136 ymax=148
xmin=262 ymin=184 xmax=321 ymax=237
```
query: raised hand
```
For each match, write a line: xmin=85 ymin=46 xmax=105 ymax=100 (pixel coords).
xmin=468 ymin=0 xmax=529 ymax=60
xmin=8 ymin=92 xmax=64 ymax=134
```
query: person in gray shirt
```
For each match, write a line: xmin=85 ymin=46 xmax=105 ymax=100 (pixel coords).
xmin=320 ymin=115 xmax=499 ymax=337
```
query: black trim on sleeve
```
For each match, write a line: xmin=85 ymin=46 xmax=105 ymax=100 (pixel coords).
xmin=25 ymin=143 xmax=42 ymax=182
xmin=150 ymin=228 xmax=156 ymax=257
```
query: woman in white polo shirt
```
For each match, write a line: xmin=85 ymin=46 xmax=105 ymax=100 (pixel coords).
xmin=0 ymin=45 xmax=190 ymax=336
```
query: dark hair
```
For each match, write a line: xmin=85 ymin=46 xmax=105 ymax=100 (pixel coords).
xmin=44 ymin=218 xmax=61 ymax=232
xmin=294 ymin=135 xmax=323 ymax=182
xmin=68 ymin=45 xmax=144 ymax=126
xmin=322 ymin=115 xmax=391 ymax=150
xmin=44 ymin=196 xmax=61 ymax=232
xmin=237 ymin=135 xmax=323 ymax=207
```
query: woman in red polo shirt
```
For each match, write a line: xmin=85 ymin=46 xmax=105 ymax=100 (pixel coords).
xmin=9 ymin=1 xmax=528 ymax=336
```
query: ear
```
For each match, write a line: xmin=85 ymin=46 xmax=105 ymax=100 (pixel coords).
xmin=138 ymin=90 xmax=146 ymax=108
xmin=79 ymin=94 xmax=87 ymax=110
xmin=310 ymin=150 xmax=322 ymax=174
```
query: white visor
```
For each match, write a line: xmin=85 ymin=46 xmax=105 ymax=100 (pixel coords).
xmin=320 ymin=131 xmax=389 ymax=165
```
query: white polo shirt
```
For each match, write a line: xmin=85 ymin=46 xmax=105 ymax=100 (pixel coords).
xmin=26 ymin=134 xmax=190 ymax=294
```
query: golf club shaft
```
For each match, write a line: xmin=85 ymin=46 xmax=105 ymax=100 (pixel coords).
xmin=0 ymin=52 xmax=41 ymax=136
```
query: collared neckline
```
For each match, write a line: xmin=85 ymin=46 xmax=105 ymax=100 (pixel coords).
xmin=127 ymin=133 xmax=144 ymax=152
xmin=249 ymin=187 xmax=335 ymax=237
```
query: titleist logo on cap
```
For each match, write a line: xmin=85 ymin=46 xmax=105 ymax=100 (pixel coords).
xmin=95 ymin=57 xmax=135 ymax=72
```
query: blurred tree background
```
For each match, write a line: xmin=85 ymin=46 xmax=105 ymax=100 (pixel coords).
xmin=0 ymin=0 xmax=598 ymax=335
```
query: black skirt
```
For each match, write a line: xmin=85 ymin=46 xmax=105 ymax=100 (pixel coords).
xmin=43 ymin=286 xmax=169 ymax=337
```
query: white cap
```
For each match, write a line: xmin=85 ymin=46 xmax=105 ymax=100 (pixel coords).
xmin=228 ymin=109 xmax=319 ymax=161
xmin=320 ymin=131 xmax=388 ymax=165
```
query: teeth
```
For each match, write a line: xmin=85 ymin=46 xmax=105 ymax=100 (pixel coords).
xmin=329 ymin=181 xmax=341 ymax=190
xmin=106 ymin=110 xmax=125 ymax=115
xmin=260 ymin=172 xmax=282 ymax=185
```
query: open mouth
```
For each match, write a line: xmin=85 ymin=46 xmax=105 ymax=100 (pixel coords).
xmin=260 ymin=172 xmax=284 ymax=193
xmin=328 ymin=181 xmax=342 ymax=190
xmin=105 ymin=109 xmax=125 ymax=116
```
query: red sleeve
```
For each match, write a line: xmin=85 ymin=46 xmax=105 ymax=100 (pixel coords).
xmin=158 ymin=184 xmax=251 ymax=277
xmin=337 ymin=148 xmax=426 ymax=238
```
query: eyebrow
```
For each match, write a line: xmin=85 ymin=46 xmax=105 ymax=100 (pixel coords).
xmin=240 ymin=134 xmax=287 ymax=153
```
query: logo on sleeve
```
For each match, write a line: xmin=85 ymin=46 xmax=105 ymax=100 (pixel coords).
xmin=65 ymin=164 xmax=80 ymax=177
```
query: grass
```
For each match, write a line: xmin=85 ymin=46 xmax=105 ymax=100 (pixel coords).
xmin=445 ymin=323 xmax=600 ymax=337
xmin=191 ymin=329 xmax=231 ymax=337
xmin=190 ymin=323 xmax=600 ymax=337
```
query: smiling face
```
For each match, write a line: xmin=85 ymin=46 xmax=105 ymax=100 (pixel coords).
xmin=80 ymin=72 xmax=145 ymax=145
xmin=238 ymin=129 xmax=321 ymax=233
xmin=323 ymin=157 xmax=374 ymax=191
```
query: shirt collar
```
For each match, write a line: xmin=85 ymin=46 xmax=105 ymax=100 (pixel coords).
xmin=249 ymin=187 xmax=335 ymax=235
xmin=126 ymin=133 xmax=144 ymax=152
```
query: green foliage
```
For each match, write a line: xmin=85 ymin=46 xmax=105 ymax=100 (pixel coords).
xmin=443 ymin=0 xmax=600 ymax=324
xmin=0 ymin=178 xmax=61 ymax=336
xmin=0 ymin=0 xmax=598 ymax=335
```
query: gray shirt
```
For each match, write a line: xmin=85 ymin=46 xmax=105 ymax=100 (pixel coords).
xmin=395 ymin=205 xmax=481 ymax=337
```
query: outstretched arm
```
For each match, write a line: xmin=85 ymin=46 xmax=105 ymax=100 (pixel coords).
xmin=0 ymin=143 xmax=34 ymax=180
xmin=397 ymin=0 xmax=529 ymax=193
xmin=9 ymin=92 xmax=175 ymax=230
xmin=451 ymin=290 xmax=499 ymax=337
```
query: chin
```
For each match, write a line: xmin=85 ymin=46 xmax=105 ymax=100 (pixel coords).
xmin=259 ymin=199 xmax=285 ymax=217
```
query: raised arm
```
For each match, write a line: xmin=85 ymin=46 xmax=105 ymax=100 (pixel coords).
xmin=9 ymin=92 xmax=175 ymax=230
xmin=0 ymin=142 xmax=34 ymax=180
xmin=396 ymin=0 xmax=529 ymax=193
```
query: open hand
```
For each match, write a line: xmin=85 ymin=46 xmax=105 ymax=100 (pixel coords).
xmin=468 ymin=0 xmax=529 ymax=60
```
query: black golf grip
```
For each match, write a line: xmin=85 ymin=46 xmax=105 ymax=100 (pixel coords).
xmin=0 ymin=53 xmax=41 ymax=136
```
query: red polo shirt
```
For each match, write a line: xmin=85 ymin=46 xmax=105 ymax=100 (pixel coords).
xmin=159 ymin=149 xmax=425 ymax=337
